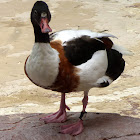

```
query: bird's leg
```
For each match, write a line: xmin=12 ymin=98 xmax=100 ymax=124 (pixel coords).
xmin=79 ymin=93 xmax=88 ymax=119
xmin=60 ymin=90 xmax=89 ymax=136
xmin=40 ymin=93 xmax=70 ymax=123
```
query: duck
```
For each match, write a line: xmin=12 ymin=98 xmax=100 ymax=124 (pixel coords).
xmin=24 ymin=1 xmax=132 ymax=136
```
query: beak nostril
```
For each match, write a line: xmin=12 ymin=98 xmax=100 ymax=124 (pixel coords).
xmin=42 ymin=23 xmax=44 ymax=29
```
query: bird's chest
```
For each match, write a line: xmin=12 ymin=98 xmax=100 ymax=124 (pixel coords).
xmin=25 ymin=43 xmax=60 ymax=88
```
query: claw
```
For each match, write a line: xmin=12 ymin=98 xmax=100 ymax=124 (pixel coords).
xmin=66 ymin=105 xmax=70 ymax=110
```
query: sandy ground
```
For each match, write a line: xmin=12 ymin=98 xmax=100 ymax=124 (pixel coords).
xmin=0 ymin=0 xmax=140 ymax=121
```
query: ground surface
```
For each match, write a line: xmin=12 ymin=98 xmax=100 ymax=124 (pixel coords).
xmin=1 ymin=113 xmax=140 ymax=140
xmin=0 ymin=0 xmax=140 ymax=139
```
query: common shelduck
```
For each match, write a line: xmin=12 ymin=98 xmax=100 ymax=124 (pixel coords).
xmin=25 ymin=1 xmax=131 ymax=136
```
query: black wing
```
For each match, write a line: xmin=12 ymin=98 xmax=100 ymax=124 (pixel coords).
xmin=63 ymin=36 xmax=106 ymax=66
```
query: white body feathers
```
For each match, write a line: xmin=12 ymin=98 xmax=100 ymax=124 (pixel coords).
xmin=51 ymin=29 xmax=117 ymax=45
xmin=76 ymin=50 xmax=108 ymax=91
xmin=26 ymin=43 xmax=60 ymax=88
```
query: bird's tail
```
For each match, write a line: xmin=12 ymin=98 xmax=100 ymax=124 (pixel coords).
xmin=112 ymin=44 xmax=133 ymax=56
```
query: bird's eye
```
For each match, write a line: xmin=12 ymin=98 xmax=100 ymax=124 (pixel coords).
xmin=41 ymin=12 xmax=47 ymax=18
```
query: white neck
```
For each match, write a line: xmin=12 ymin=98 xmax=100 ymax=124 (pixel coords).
xmin=33 ymin=43 xmax=54 ymax=55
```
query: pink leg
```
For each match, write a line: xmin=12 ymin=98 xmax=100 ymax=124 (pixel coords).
xmin=82 ymin=95 xmax=88 ymax=112
xmin=60 ymin=91 xmax=89 ymax=136
xmin=40 ymin=93 xmax=70 ymax=123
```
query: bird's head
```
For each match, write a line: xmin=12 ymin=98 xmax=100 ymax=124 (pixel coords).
xmin=31 ymin=1 xmax=52 ymax=33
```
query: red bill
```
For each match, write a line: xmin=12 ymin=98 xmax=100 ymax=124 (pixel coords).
xmin=40 ymin=18 xmax=52 ymax=33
